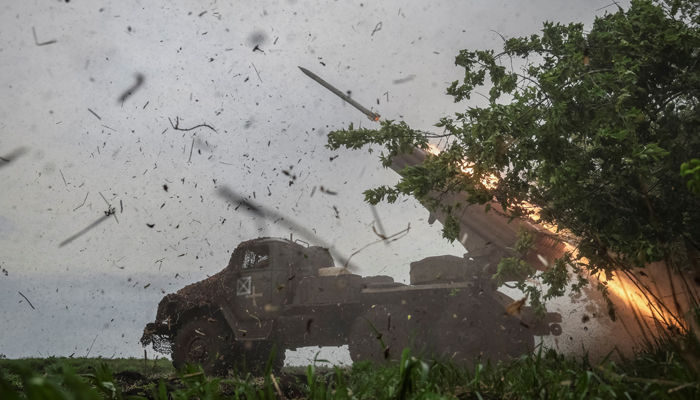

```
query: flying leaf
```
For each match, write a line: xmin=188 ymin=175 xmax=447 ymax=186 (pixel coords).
xmin=505 ymin=294 xmax=528 ymax=315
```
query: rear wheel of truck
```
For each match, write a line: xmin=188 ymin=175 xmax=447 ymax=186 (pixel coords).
xmin=171 ymin=318 xmax=239 ymax=376
xmin=348 ymin=305 xmax=424 ymax=364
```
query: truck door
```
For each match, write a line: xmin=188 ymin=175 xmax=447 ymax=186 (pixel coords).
xmin=229 ymin=243 xmax=275 ymax=339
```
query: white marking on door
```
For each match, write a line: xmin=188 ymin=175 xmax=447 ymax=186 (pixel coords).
xmin=246 ymin=286 xmax=262 ymax=306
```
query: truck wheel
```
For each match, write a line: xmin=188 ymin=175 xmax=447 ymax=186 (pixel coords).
xmin=431 ymin=301 xmax=534 ymax=366
xmin=348 ymin=305 xmax=417 ymax=364
xmin=172 ymin=318 xmax=238 ymax=376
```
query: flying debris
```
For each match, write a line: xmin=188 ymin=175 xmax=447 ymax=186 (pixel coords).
xmin=118 ymin=73 xmax=145 ymax=103
xmin=299 ymin=66 xmax=380 ymax=122
xmin=505 ymin=295 xmax=528 ymax=316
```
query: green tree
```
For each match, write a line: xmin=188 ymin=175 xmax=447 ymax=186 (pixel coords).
xmin=327 ymin=0 xmax=700 ymax=321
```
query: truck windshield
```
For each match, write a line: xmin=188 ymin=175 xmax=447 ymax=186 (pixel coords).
xmin=242 ymin=246 xmax=269 ymax=269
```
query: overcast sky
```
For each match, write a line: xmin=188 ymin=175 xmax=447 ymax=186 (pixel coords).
xmin=0 ymin=0 xmax=634 ymax=365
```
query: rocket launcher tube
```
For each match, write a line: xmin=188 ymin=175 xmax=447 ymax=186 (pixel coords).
xmin=299 ymin=66 xmax=380 ymax=122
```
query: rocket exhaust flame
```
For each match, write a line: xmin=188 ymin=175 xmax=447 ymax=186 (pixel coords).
xmin=299 ymin=66 xmax=381 ymax=122
xmin=421 ymin=143 xmax=688 ymax=336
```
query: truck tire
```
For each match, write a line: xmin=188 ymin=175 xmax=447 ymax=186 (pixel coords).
xmin=348 ymin=305 xmax=422 ymax=364
xmin=431 ymin=300 xmax=534 ymax=367
xmin=172 ymin=318 xmax=239 ymax=376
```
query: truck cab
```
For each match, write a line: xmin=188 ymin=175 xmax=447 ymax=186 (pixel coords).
xmin=216 ymin=238 xmax=336 ymax=340
xmin=139 ymin=237 xmax=341 ymax=373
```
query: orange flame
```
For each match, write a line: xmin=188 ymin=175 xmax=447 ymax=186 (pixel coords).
xmin=427 ymin=143 xmax=680 ymax=329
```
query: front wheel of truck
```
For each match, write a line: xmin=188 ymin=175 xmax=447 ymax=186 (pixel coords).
xmin=172 ymin=318 xmax=239 ymax=376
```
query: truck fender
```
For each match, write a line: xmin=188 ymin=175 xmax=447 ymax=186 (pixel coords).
xmin=216 ymin=301 xmax=239 ymax=335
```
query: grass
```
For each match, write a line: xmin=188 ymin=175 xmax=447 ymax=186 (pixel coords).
xmin=1 ymin=336 xmax=699 ymax=399
xmin=0 ymin=356 xmax=175 ymax=377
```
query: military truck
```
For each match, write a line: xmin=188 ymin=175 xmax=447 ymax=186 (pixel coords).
xmin=140 ymin=237 xmax=562 ymax=374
